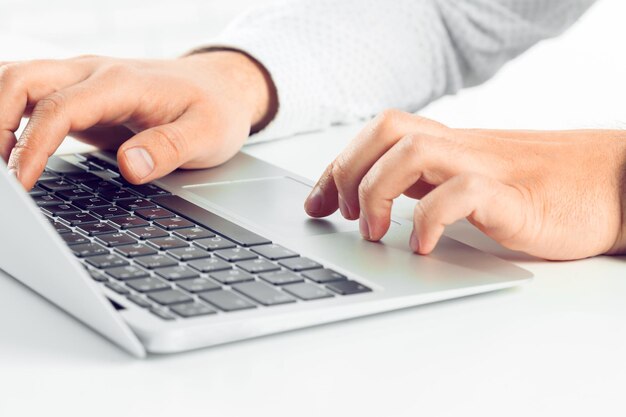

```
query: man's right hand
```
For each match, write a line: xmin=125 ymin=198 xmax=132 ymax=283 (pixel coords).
xmin=0 ymin=51 xmax=276 ymax=189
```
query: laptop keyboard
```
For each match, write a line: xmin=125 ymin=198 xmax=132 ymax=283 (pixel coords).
xmin=29 ymin=154 xmax=372 ymax=321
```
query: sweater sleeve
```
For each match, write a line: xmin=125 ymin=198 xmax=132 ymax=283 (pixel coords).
xmin=205 ymin=0 xmax=596 ymax=143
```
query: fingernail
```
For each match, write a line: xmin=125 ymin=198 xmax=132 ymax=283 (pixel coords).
xmin=124 ymin=147 xmax=154 ymax=180
xmin=409 ymin=230 xmax=419 ymax=252
xmin=359 ymin=213 xmax=370 ymax=240
xmin=338 ymin=195 xmax=352 ymax=218
xmin=305 ymin=186 xmax=324 ymax=214
xmin=7 ymin=168 xmax=17 ymax=178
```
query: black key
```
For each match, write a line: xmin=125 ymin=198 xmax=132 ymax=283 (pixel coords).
xmin=105 ymin=281 xmax=130 ymax=295
xmin=37 ymin=171 xmax=59 ymax=181
xmin=90 ymin=206 xmax=130 ymax=219
xmin=153 ymin=217 xmax=195 ymax=230
xmin=45 ymin=155 xmax=84 ymax=174
xmin=170 ymin=302 xmax=215 ymax=318
xmin=84 ymin=156 xmax=118 ymax=172
xmin=38 ymin=178 xmax=75 ymax=192
xmin=150 ymin=308 xmax=176 ymax=320
xmin=135 ymin=207 xmax=175 ymax=220
xmin=76 ymin=222 xmax=118 ymax=236
xmin=325 ymin=280 xmax=372 ymax=295
xmin=40 ymin=203 xmax=81 ymax=216
xmin=64 ymin=172 xmax=101 ymax=184
xmin=28 ymin=186 xmax=47 ymax=197
xmin=33 ymin=194 xmax=64 ymax=207
xmin=283 ymin=282 xmax=334 ymax=300
xmin=115 ymin=198 xmax=156 ymax=211
xmin=51 ymin=222 xmax=72 ymax=234
xmin=235 ymin=259 xmax=280 ymax=274
xmin=173 ymin=227 xmax=215 ymax=241
xmin=73 ymin=196 xmax=111 ymax=210
xmin=108 ymin=216 xmax=150 ymax=229
xmin=188 ymin=257 xmax=232 ymax=273
xmin=106 ymin=265 xmax=150 ymax=281
xmin=87 ymin=269 xmax=108 ymax=282
xmin=86 ymin=254 xmax=129 ymax=269
xmin=209 ymin=269 xmax=254 ymax=285
xmin=114 ymin=243 xmax=158 ymax=258
xmin=155 ymin=265 xmax=200 ymax=281
xmin=81 ymin=180 xmax=117 ymax=193
xmin=259 ymin=270 xmax=304 ymax=286
xmin=127 ymin=294 xmax=152 ymax=308
xmin=95 ymin=232 xmax=137 ymax=247
xmin=71 ymin=242 xmax=109 ymax=258
xmin=126 ymin=277 xmax=171 ymax=293
xmin=278 ymin=257 xmax=323 ymax=272
xmin=167 ymin=246 xmax=210 ymax=261
xmin=194 ymin=236 xmax=236 ymax=251
xmin=251 ymin=244 xmax=298 ymax=260
xmin=302 ymin=269 xmax=347 ymax=283
xmin=153 ymin=195 xmax=271 ymax=247
xmin=57 ymin=212 xmax=100 ymax=226
xmin=134 ymin=254 xmax=178 ymax=269
xmin=62 ymin=232 xmax=90 ymax=246
xmin=146 ymin=236 xmax=188 ymax=250
xmin=215 ymin=248 xmax=257 ymax=262
xmin=99 ymin=188 xmax=138 ymax=201
xmin=176 ymin=277 xmax=220 ymax=293
xmin=127 ymin=183 xmax=171 ymax=198
xmin=199 ymin=290 xmax=256 ymax=312
xmin=55 ymin=188 xmax=94 ymax=201
xmin=148 ymin=289 xmax=193 ymax=306
xmin=127 ymin=226 xmax=169 ymax=240
xmin=232 ymin=281 xmax=295 ymax=306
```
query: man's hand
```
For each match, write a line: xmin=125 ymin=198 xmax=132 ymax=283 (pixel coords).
xmin=304 ymin=110 xmax=626 ymax=261
xmin=0 ymin=51 xmax=276 ymax=189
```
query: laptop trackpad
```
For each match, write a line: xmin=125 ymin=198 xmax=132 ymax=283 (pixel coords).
xmin=185 ymin=177 xmax=360 ymax=237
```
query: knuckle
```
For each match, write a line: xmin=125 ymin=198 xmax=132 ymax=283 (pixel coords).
xmin=0 ymin=64 xmax=22 ymax=88
xmin=331 ymin=157 xmax=350 ymax=185
xmin=413 ymin=200 xmax=431 ymax=225
xmin=72 ymin=54 xmax=100 ymax=61
xmin=100 ymin=63 xmax=135 ymax=80
xmin=369 ymin=108 xmax=402 ymax=134
xmin=34 ymin=93 xmax=66 ymax=117
xmin=152 ymin=125 xmax=188 ymax=161
xmin=358 ymin=174 xmax=375 ymax=202
xmin=456 ymin=173 xmax=485 ymax=193
xmin=403 ymin=133 xmax=428 ymax=157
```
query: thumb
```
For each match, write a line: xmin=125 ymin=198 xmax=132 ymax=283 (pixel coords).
xmin=117 ymin=118 xmax=196 ymax=184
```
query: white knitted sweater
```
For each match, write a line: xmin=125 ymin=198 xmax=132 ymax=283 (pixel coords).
xmin=209 ymin=0 xmax=596 ymax=142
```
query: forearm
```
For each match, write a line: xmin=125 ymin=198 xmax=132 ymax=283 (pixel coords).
xmin=202 ymin=0 xmax=596 ymax=142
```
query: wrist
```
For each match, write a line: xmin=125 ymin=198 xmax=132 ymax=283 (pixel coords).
xmin=180 ymin=49 xmax=278 ymax=133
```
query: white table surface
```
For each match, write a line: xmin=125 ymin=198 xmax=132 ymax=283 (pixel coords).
xmin=2 ymin=1 xmax=626 ymax=416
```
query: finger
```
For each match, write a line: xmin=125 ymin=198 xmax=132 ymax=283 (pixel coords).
xmin=0 ymin=60 xmax=94 ymax=165
xmin=116 ymin=106 xmax=213 ymax=184
xmin=358 ymin=133 xmax=490 ymax=241
xmin=304 ymin=162 xmax=340 ymax=217
xmin=410 ymin=173 xmax=525 ymax=255
xmin=8 ymin=75 xmax=137 ymax=188
xmin=304 ymin=110 xmax=448 ymax=219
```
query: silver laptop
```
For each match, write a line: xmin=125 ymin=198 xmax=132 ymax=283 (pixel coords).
xmin=0 ymin=150 xmax=532 ymax=357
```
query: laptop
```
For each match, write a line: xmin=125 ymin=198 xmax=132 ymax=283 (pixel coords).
xmin=0 ymin=149 xmax=532 ymax=357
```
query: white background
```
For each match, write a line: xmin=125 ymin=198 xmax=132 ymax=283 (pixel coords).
xmin=1 ymin=1 xmax=626 ymax=416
